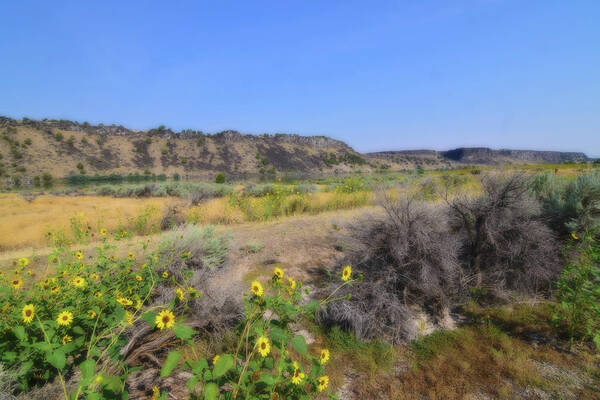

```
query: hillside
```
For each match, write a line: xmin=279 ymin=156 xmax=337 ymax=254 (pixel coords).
xmin=0 ymin=117 xmax=592 ymax=184
xmin=0 ymin=117 xmax=372 ymax=182
xmin=366 ymin=147 xmax=589 ymax=167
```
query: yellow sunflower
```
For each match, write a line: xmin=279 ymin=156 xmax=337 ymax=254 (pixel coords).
xmin=72 ymin=276 xmax=86 ymax=288
xmin=62 ymin=335 xmax=72 ymax=345
xmin=256 ymin=336 xmax=270 ymax=357
xmin=176 ymin=288 xmax=185 ymax=301
xmin=341 ymin=265 xmax=352 ymax=282
xmin=125 ymin=311 xmax=134 ymax=326
xmin=91 ymin=273 xmax=100 ymax=280
xmin=88 ymin=310 xmax=97 ymax=319
xmin=117 ymin=297 xmax=133 ymax=306
xmin=11 ymin=278 xmax=23 ymax=290
xmin=100 ymin=228 xmax=107 ymax=236
xmin=75 ymin=251 xmax=83 ymax=260
xmin=50 ymin=285 xmax=59 ymax=294
xmin=571 ymin=232 xmax=579 ymax=240
xmin=22 ymin=304 xmax=35 ymax=324
xmin=273 ymin=267 xmax=284 ymax=280
xmin=290 ymin=368 xmax=305 ymax=385
xmin=128 ymin=252 xmax=135 ymax=261
xmin=319 ymin=349 xmax=330 ymax=365
xmin=162 ymin=271 xmax=169 ymax=278
xmin=18 ymin=257 xmax=30 ymax=267
xmin=212 ymin=354 xmax=221 ymax=365
xmin=188 ymin=287 xmax=200 ymax=298
xmin=94 ymin=291 xmax=103 ymax=298
xmin=250 ymin=280 xmax=264 ymax=297
xmin=57 ymin=310 xmax=74 ymax=326
xmin=135 ymin=274 xmax=143 ymax=282
xmin=288 ymin=278 xmax=297 ymax=290
xmin=317 ymin=375 xmax=329 ymax=392
xmin=155 ymin=310 xmax=176 ymax=330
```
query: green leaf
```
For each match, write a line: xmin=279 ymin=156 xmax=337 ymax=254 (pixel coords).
xmin=269 ymin=326 xmax=289 ymax=347
xmin=161 ymin=351 xmax=181 ymax=378
xmin=263 ymin=357 xmax=274 ymax=369
xmin=291 ymin=334 xmax=307 ymax=355
xmin=258 ymin=373 xmax=277 ymax=385
xmin=72 ymin=326 xmax=85 ymax=335
xmin=204 ymin=382 xmax=219 ymax=400
xmin=32 ymin=342 xmax=52 ymax=352
xmin=80 ymin=359 xmax=95 ymax=381
xmin=192 ymin=358 xmax=209 ymax=375
xmin=306 ymin=300 xmax=320 ymax=312
xmin=12 ymin=326 xmax=26 ymax=341
xmin=47 ymin=350 xmax=66 ymax=370
xmin=141 ymin=311 xmax=157 ymax=326
xmin=173 ymin=324 xmax=195 ymax=340
xmin=18 ymin=360 xmax=33 ymax=376
xmin=213 ymin=354 xmax=233 ymax=378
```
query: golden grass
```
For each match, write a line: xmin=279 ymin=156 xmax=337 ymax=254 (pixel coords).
xmin=0 ymin=193 xmax=175 ymax=251
xmin=186 ymin=191 xmax=372 ymax=225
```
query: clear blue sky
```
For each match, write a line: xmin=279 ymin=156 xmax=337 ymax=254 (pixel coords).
xmin=1 ymin=1 xmax=599 ymax=156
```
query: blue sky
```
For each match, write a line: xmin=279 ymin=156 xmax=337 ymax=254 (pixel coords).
xmin=0 ymin=1 xmax=599 ymax=156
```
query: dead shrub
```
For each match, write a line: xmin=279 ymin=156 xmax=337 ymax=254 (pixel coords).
xmin=445 ymin=172 xmax=561 ymax=294
xmin=318 ymin=195 xmax=461 ymax=343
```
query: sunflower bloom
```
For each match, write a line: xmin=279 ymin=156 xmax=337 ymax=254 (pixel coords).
xmin=317 ymin=375 xmax=329 ymax=392
xmin=176 ymin=288 xmax=185 ymax=301
xmin=117 ymin=297 xmax=133 ymax=307
xmin=100 ymin=228 xmax=107 ymax=236
xmin=162 ymin=271 xmax=169 ymax=278
xmin=88 ymin=310 xmax=97 ymax=319
xmin=128 ymin=252 xmax=135 ymax=261
xmin=319 ymin=349 xmax=330 ymax=365
xmin=125 ymin=311 xmax=134 ymax=326
xmin=75 ymin=251 xmax=83 ymax=260
xmin=57 ymin=310 xmax=74 ymax=326
xmin=18 ymin=257 xmax=30 ymax=267
xmin=94 ymin=291 xmax=103 ymax=298
xmin=72 ymin=276 xmax=86 ymax=288
xmin=256 ymin=336 xmax=270 ymax=357
xmin=135 ymin=274 xmax=143 ymax=282
xmin=571 ymin=232 xmax=579 ymax=240
xmin=50 ymin=285 xmax=59 ymax=294
xmin=155 ymin=310 xmax=176 ymax=330
xmin=212 ymin=354 xmax=220 ymax=365
xmin=250 ymin=280 xmax=264 ymax=297
xmin=288 ymin=278 xmax=297 ymax=290
xmin=290 ymin=368 xmax=305 ymax=385
xmin=22 ymin=304 xmax=35 ymax=324
xmin=273 ymin=267 xmax=284 ymax=280
xmin=11 ymin=278 xmax=23 ymax=290
xmin=341 ymin=265 xmax=352 ymax=281
xmin=62 ymin=334 xmax=72 ymax=345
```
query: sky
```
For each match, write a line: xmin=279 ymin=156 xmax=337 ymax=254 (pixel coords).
xmin=0 ymin=1 xmax=599 ymax=156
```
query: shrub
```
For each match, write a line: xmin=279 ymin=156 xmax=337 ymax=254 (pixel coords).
xmin=66 ymin=136 xmax=74 ymax=146
xmin=532 ymin=171 xmax=600 ymax=236
xmin=447 ymin=173 xmax=561 ymax=294
xmin=158 ymin=225 xmax=230 ymax=273
xmin=23 ymin=138 xmax=32 ymax=146
xmin=243 ymin=240 xmax=264 ymax=254
xmin=318 ymin=195 xmax=460 ymax=343
xmin=215 ymin=173 xmax=226 ymax=184
xmin=552 ymin=239 xmax=600 ymax=349
xmin=54 ymin=133 xmax=63 ymax=141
